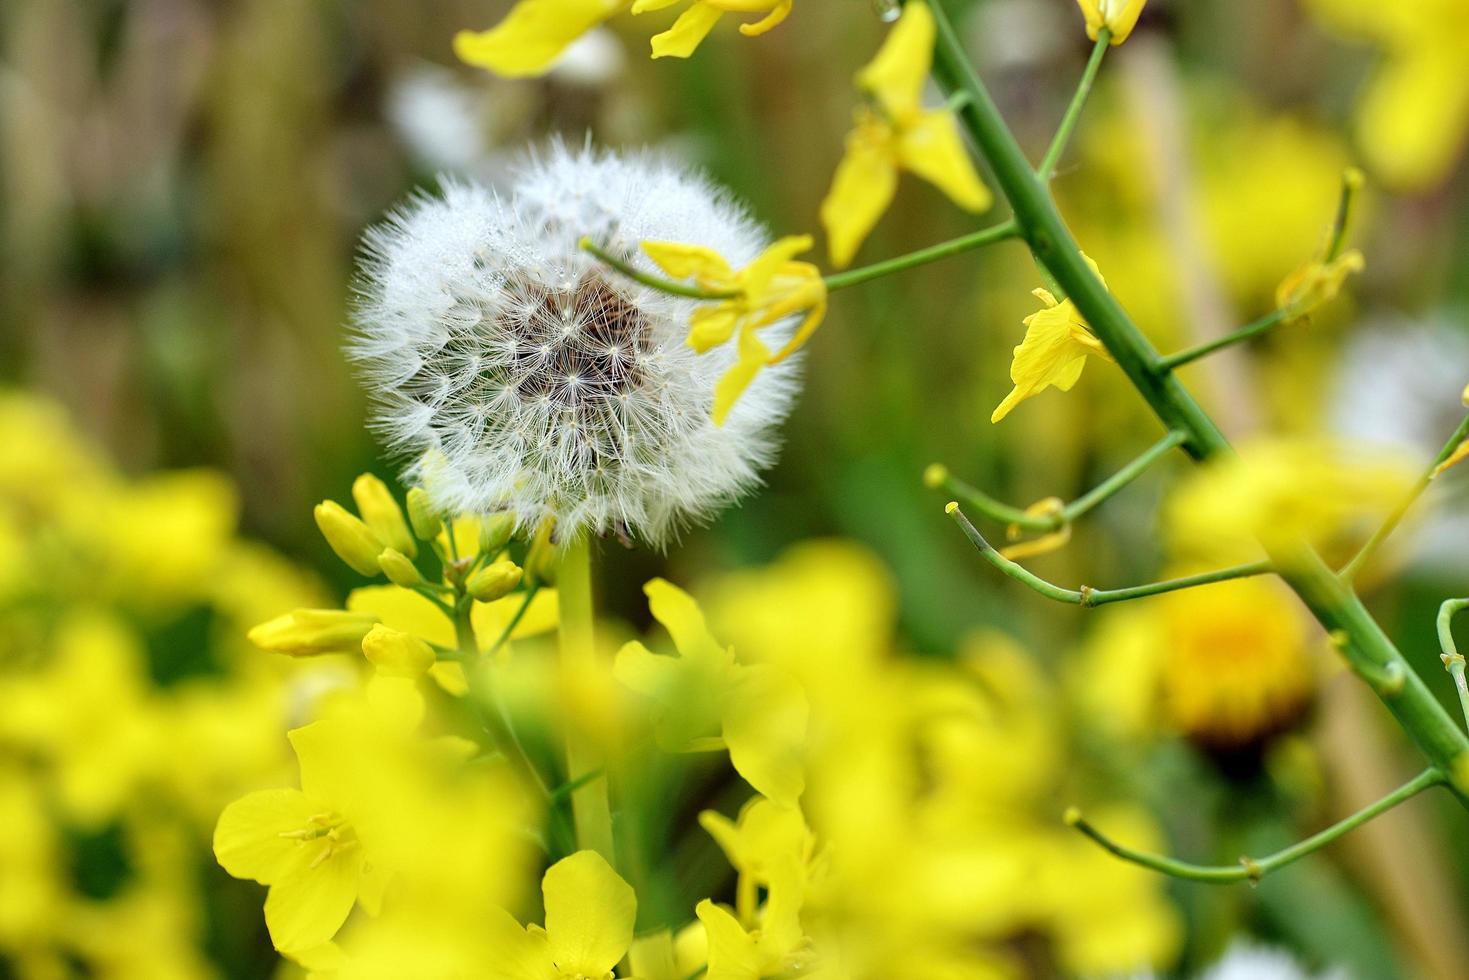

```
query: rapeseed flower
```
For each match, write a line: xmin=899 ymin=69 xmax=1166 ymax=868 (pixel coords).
xmin=992 ymin=257 xmax=1114 ymax=423
xmin=635 ymin=0 xmax=795 ymax=59
xmin=1075 ymin=0 xmax=1148 ymax=44
xmin=454 ymin=0 xmax=627 ymax=78
xmin=820 ymin=1 xmax=991 ymax=268
xmin=642 ymin=235 xmax=826 ymax=424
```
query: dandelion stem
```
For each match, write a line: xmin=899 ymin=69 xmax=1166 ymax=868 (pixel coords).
xmin=1156 ymin=308 xmax=1290 ymax=371
xmin=945 ymin=502 xmax=1272 ymax=606
xmin=924 ymin=0 xmax=1469 ymax=808
xmin=1340 ymin=412 xmax=1469 ymax=584
xmin=1037 ymin=30 xmax=1110 ymax=182
xmin=927 ymin=429 xmax=1186 ymax=532
xmin=557 ymin=534 xmax=617 ymax=863
xmin=580 ymin=237 xmax=741 ymax=300
xmin=1437 ymin=598 xmax=1469 ymax=731
xmin=822 ymin=220 xmax=1019 ymax=291
xmin=1066 ymin=768 xmax=1446 ymax=884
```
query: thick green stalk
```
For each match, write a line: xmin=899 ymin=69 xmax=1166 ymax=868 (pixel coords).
xmin=557 ymin=534 xmax=618 ymax=861
xmin=925 ymin=0 xmax=1469 ymax=804
xmin=1067 ymin=768 xmax=1447 ymax=883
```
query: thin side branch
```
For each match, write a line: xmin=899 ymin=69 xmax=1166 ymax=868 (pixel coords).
xmin=945 ymin=502 xmax=1272 ymax=606
xmin=1038 ymin=30 xmax=1110 ymax=182
xmin=1438 ymin=598 xmax=1469 ymax=731
xmin=823 ymin=220 xmax=1019 ymax=291
xmin=1157 ymin=308 xmax=1288 ymax=371
xmin=1066 ymin=768 xmax=1446 ymax=884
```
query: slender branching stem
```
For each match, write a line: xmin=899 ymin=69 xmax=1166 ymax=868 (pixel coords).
xmin=1341 ymin=412 xmax=1469 ymax=583
xmin=1037 ymin=31 xmax=1110 ymax=182
xmin=1157 ymin=308 xmax=1289 ymax=371
xmin=1326 ymin=166 xmax=1365 ymax=263
xmin=928 ymin=429 xmax=1186 ymax=532
xmin=1066 ymin=768 xmax=1446 ymax=883
xmin=1438 ymin=598 xmax=1469 ymax=731
xmin=824 ymin=220 xmax=1019 ymax=291
xmin=487 ymin=582 xmax=542 ymax=657
xmin=580 ymin=237 xmax=740 ymax=300
xmin=923 ymin=0 xmax=1469 ymax=804
xmin=946 ymin=502 xmax=1272 ymax=606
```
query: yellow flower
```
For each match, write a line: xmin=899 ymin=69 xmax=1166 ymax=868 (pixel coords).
xmin=1275 ymin=249 xmax=1364 ymax=323
xmin=1074 ymin=0 xmax=1147 ymax=45
xmin=1167 ymin=437 xmax=1415 ymax=564
xmin=213 ymin=720 xmax=395 ymax=955
xmin=819 ymin=1 xmax=991 ymax=268
xmin=483 ymin=850 xmax=636 ymax=980
xmin=615 ymin=578 xmax=807 ymax=806
xmin=634 ymin=0 xmax=794 ymax=59
xmin=314 ymin=500 xmax=384 ymax=577
xmin=642 ymin=235 xmax=826 ymax=425
xmin=1306 ymin=0 xmax=1469 ymax=190
xmin=454 ymin=0 xmax=627 ymax=78
xmin=351 ymin=474 xmax=416 ymax=559
xmin=991 ymin=257 xmax=1113 ymax=423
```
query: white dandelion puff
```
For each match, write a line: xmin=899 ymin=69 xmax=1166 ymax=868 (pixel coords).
xmin=349 ymin=143 xmax=802 ymax=547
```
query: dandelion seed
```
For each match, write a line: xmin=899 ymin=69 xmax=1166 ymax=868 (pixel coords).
xmin=351 ymin=144 xmax=801 ymax=547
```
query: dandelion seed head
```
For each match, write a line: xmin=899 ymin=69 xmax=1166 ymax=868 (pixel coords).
xmin=350 ymin=143 xmax=801 ymax=546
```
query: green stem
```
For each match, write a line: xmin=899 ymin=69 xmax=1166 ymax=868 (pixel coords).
xmin=487 ymin=582 xmax=542 ymax=657
xmin=581 ymin=237 xmax=741 ymax=300
xmin=1437 ymin=598 xmax=1469 ymax=731
xmin=924 ymin=0 xmax=1469 ymax=804
xmin=1067 ymin=768 xmax=1446 ymax=883
xmin=1326 ymin=166 xmax=1365 ymax=263
xmin=1156 ymin=308 xmax=1290 ymax=372
xmin=557 ymin=534 xmax=617 ymax=862
xmin=1037 ymin=30 xmax=1110 ymax=182
xmin=927 ymin=429 xmax=1185 ymax=532
xmin=823 ymin=220 xmax=1019 ymax=291
xmin=1341 ymin=412 xmax=1469 ymax=583
xmin=946 ymin=502 xmax=1272 ymax=606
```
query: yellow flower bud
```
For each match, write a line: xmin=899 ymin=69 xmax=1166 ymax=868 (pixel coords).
xmin=314 ymin=500 xmax=385 ymax=576
xmin=360 ymin=623 xmax=435 ymax=678
xmin=466 ymin=560 xmax=523 ymax=602
xmin=523 ymin=519 xmax=558 ymax=585
xmin=406 ymin=487 xmax=442 ymax=541
xmin=479 ymin=511 xmax=517 ymax=557
xmin=352 ymin=474 xmax=416 ymax=558
xmin=378 ymin=548 xmax=424 ymax=588
xmin=248 ymin=609 xmax=379 ymax=656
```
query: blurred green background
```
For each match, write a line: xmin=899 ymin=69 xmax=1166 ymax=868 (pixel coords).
xmin=4 ymin=0 xmax=1469 ymax=976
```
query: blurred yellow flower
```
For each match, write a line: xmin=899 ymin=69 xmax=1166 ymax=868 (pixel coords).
xmin=1075 ymin=0 xmax=1147 ymax=44
xmin=214 ymin=719 xmax=397 ymax=955
xmin=1275 ymin=249 xmax=1364 ymax=323
xmin=820 ymin=1 xmax=992 ymax=268
xmin=616 ymin=578 xmax=808 ymax=805
xmin=454 ymin=0 xmax=627 ymax=78
xmin=1168 ymin=437 xmax=1416 ymax=563
xmin=635 ymin=0 xmax=794 ymax=59
xmin=642 ymin=235 xmax=826 ymax=425
xmin=483 ymin=850 xmax=636 ymax=980
xmin=991 ymin=257 xmax=1114 ymax=423
xmin=1306 ymin=0 xmax=1469 ymax=189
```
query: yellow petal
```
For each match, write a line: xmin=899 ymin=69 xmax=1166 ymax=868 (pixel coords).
xmin=738 ymin=0 xmax=791 ymax=37
xmin=348 ymin=585 xmax=455 ymax=648
xmin=214 ymin=789 xmax=320 ymax=884
xmin=248 ymin=608 xmax=379 ymax=657
xmin=1434 ymin=438 xmax=1469 ymax=478
xmin=642 ymin=240 xmax=735 ymax=285
xmin=1076 ymin=0 xmax=1147 ymax=44
xmin=351 ymin=473 xmax=416 ymax=558
xmin=741 ymin=235 xmax=815 ymax=299
xmin=288 ymin=721 xmax=367 ymax=815
xmin=644 ymin=578 xmax=725 ymax=662
xmin=990 ymin=301 xmax=1105 ymax=423
xmin=613 ymin=639 xmax=682 ymax=699
xmin=820 ymin=120 xmax=899 ymax=268
xmin=1276 ymin=249 xmax=1365 ymax=321
xmin=263 ymin=849 xmax=361 ymax=955
xmin=651 ymin=3 xmax=725 ymax=59
xmin=899 ymin=110 xmax=992 ymax=213
xmin=722 ymin=665 xmax=807 ymax=806
xmin=483 ymin=906 xmax=553 ymax=980
xmin=688 ymin=304 xmax=742 ymax=354
xmin=696 ymin=900 xmax=769 ymax=980
xmin=360 ymin=624 xmax=435 ymax=678
xmin=857 ymin=0 xmax=934 ymax=114
xmin=543 ymin=851 xmax=637 ymax=976
xmin=712 ymin=326 xmax=774 ymax=426
xmin=765 ymin=290 xmax=827 ymax=364
xmin=454 ymin=0 xmax=624 ymax=78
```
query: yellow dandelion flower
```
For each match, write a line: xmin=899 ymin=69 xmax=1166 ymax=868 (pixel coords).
xmin=819 ymin=1 xmax=992 ymax=268
xmin=642 ymin=235 xmax=826 ymax=425
xmin=991 ymin=257 xmax=1114 ymax=423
